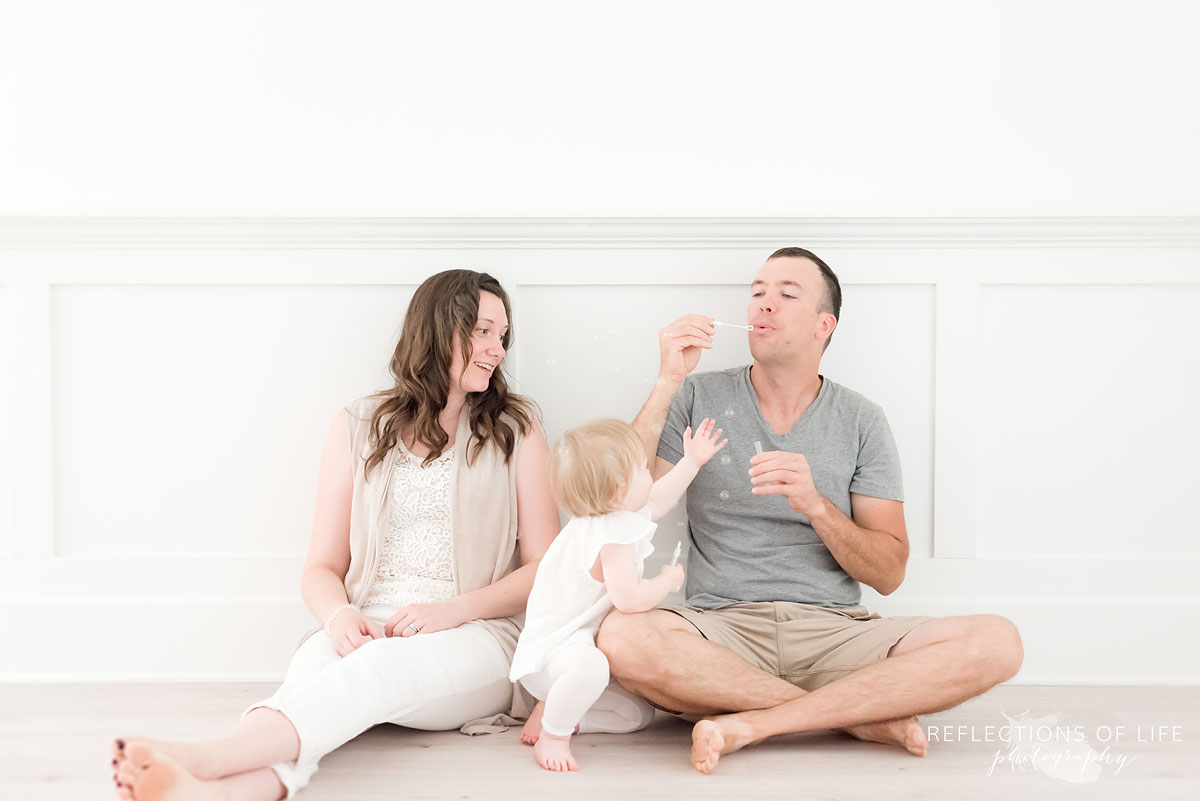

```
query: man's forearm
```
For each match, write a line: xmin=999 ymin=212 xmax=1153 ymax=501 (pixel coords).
xmin=807 ymin=497 xmax=907 ymax=595
xmin=631 ymin=377 xmax=681 ymax=466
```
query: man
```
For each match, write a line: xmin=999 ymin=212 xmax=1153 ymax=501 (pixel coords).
xmin=597 ymin=247 xmax=1023 ymax=774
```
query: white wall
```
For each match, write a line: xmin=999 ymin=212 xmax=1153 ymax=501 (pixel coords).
xmin=1 ymin=1 xmax=1199 ymax=217
xmin=1 ymin=218 xmax=1198 ymax=684
xmin=2 ymin=2 xmax=1198 ymax=683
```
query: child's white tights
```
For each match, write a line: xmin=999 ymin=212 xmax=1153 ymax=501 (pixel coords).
xmin=518 ymin=640 xmax=656 ymax=737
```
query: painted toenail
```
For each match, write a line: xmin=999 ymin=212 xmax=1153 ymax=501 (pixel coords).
xmin=116 ymin=739 xmax=126 ymax=749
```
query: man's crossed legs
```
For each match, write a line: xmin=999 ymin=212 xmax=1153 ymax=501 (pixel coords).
xmin=597 ymin=602 xmax=1023 ymax=773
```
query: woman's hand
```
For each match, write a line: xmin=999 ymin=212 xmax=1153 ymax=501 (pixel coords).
xmin=329 ymin=609 xmax=385 ymax=657
xmin=384 ymin=598 xmax=469 ymax=638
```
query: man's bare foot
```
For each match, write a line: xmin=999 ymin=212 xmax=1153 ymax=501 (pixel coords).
xmin=115 ymin=743 xmax=230 ymax=801
xmin=689 ymin=716 xmax=757 ymax=775
xmin=520 ymin=702 xmax=545 ymax=745
xmin=843 ymin=716 xmax=928 ymax=757
xmin=112 ymin=737 xmax=218 ymax=782
xmin=533 ymin=732 xmax=579 ymax=772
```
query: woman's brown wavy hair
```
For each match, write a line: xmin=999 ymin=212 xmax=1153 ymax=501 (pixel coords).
xmin=363 ymin=269 xmax=536 ymax=475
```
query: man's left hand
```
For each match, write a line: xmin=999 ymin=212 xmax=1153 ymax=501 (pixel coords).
xmin=749 ymin=450 xmax=824 ymax=517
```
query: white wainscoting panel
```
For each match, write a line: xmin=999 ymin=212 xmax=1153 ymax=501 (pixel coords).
xmin=978 ymin=283 xmax=1200 ymax=557
xmin=3 ymin=281 xmax=54 ymax=559
xmin=51 ymin=283 xmax=413 ymax=557
xmin=0 ymin=218 xmax=1197 ymax=685
xmin=0 ymin=284 xmax=8 ymax=556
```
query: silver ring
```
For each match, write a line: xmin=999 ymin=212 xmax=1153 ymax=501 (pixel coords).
xmin=407 ymin=623 xmax=421 ymax=634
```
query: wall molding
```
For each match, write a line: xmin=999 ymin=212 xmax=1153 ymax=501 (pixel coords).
xmin=3 ymin=216 xmax=1200 ymax=250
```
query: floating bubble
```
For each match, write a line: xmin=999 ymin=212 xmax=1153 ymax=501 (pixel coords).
xmin=594 ymin=334 xmax=606 ymax=342
xmin=723 ymin=408 xmax=735 ymax=417
xmin=650 ymin=424 xmax=662 ymax=433
xmin=718 ymin=490 xmax=730 ymax=501
xmin=611 ymin=365 xmax=621 ymax=373
xmin=545 ymin=358 xmax=557 ymax=365
xmin=719 ymin=454 xmax=731 ymax=466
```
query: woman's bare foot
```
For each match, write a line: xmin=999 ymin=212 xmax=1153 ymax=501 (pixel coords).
xmin=112 ymin=737 xmax=218 ymax=781
xmin=533 ymin=731 xmax=579 ymax=772
xmin=520 ymin=702 xmax=545 ymax=745
xmin=843 ymin=716 xmax=928 ymax=757
xmin=689 ymin=716 xmax=757 ymax=775
xmin=115 ymin=743 xmax=230 ymax=801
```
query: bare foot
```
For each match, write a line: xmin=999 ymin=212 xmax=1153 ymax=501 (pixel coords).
xmin=113 ymin=737 xmax=218 ymax=781
xmin=533 ymin=732 xmax=579 ymax=772
xmin=689 ymin=716 xmax=757 ymax=775
xmin=520 ymin=702 xmax=545 ymax=745
xmin=118 ymin=743 xmax=230 ymax=801
xmin=112 ymin=739 xmax=132 ymax=798
xmin=115 ymin=756 xmax=140 ymax=800
xmin=843 ymin=716 xmax=928 ymax=757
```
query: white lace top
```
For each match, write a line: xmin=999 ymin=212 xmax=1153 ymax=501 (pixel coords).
xmin=362 ymin=438 xmax=457 ymax=608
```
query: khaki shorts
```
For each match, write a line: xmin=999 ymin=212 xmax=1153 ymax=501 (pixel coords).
xmin=661 ymin=601 xmax=935 ymax=695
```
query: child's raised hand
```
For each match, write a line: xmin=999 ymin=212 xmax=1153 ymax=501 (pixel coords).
xmin=681 ymin=418 xmax=728 ymax=467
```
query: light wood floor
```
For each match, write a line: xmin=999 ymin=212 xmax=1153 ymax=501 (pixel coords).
xmin=2 ymin=684 xmax=1197 ymax=800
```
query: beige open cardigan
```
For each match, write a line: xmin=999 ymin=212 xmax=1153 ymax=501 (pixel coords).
xmin=297 ymin=395 xmax=536 ymax=734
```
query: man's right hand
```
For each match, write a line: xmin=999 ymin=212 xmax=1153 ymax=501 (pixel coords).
xmin=658 ymin=314 xmax=714 ymax=385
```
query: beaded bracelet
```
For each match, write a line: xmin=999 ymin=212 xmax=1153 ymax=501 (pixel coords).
xmin=324 ymin=603 xmax=359 ymax=635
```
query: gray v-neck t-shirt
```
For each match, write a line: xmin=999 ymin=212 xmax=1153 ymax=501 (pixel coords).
xmin=657 ymin=365 xmax=904 ymax=609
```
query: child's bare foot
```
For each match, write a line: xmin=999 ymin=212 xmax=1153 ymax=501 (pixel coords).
xmin=843 ymin=716 xmax=928 ymax=757
xmin=115 ymin=743 xmax=230 ymax=801
xmin=533 ymin=731 xmax=579 ymax=772
xmin=520 ymin=702 xmax=545 ymax=745
xmin=689 ymin=716 xmax=757 ymax=775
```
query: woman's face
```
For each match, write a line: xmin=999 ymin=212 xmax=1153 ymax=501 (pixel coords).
xmin=449 ymin=290 xmax=509 ymax=396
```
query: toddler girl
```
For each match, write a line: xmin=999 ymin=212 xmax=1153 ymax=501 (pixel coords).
xmin=510 ymin=416 xmax=727 ymax=771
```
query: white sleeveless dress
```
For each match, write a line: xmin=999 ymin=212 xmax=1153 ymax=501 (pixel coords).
xmin=509 ymin=505 xmax=656 ymax=681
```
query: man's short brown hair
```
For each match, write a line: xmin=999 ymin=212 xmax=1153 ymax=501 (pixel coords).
xmin=767 ymin=247 xmax=842 ymax=353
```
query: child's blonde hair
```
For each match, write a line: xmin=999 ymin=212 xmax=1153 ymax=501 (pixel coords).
xmin=549 ymin=418 xmax=646 ymax=517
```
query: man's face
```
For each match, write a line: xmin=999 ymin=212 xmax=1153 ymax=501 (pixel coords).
xmin=746 ymin=256 xmax=831 ymax=364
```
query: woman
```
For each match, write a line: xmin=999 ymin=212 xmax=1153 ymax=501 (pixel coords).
xmin=110 ymin=270 xmax=561 ymax=801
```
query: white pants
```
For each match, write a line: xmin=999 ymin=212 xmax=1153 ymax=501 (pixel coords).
xmin=245 ymin=606 xmax=512 ymax=799
xmin=517 ymin=635 xmax=655 ymax=738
